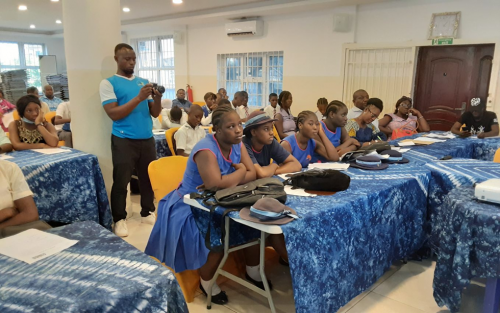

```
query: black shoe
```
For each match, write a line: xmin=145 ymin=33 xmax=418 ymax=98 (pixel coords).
xmin=279 ymin=257 xmax=289 ymax=267
xmin=199 ymin=283 xmax=228 ymax=305
xmin=245 ymin=272 xmax=273 ymax=291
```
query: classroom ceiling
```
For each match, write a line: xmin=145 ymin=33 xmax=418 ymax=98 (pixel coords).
xmin=0 ymin=0 xmax=390 ymax=35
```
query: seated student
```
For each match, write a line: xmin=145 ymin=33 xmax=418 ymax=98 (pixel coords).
xmin=313 ymin=101 xmax=360 ymax=160
xmin=0 ymin=128 xmax=13 ymax=154
xmin=345 ymin=98 xmax=387 ymax=146
xmin=8 ymin=95 xmax=59 ymax=150
xmin=281 ymin=110 xmax=339 ymax=168
xmin=218 ymin=87 xmax=228 ymax=100
xmin=378 ymin=96 xmax=430 ymax=139
xmin=243 ymin=111 xmax=301 ymax=178
xmin=54 ymin=101 xmax=73 ymax=147
xmin=0 ymin=89 xmax=16 ymax=132
xmin=235 ymin=91 xmax=250 ymax=122
xmin=160 ymin=106 xmax=187 ymax=130
xmin=146 ymin=106 xmax=260 ymax=305
xmin=315 ymin=97 xmax=328 ymax=121
xmin=172 ymin=88 xmax=193 ymax=113
xmin=26 ymin=87 xmax=50 ymax=115
xmin=201 ymin=92 xmax=218 ymax=126
xmin=40 ymin=85 xmax=63 ymax=112
xmin=451 ymin=97 xmax=499 ymax=138
xmin=0 ymin=160 xmax=50 ymax=238
xmin=263 ymin=93 xmax=280 ymax=119
xmin=275 ymin=91 xmax=296 ymax=139
xmin=215 ymin=92 xmax=223 ymax=105
xmin=174 ymin=105 xmax=206 ymax=156
xmin=231 ymin=91 xmax=245 ymax=110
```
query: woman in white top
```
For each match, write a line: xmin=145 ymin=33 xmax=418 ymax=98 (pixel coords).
xmin=274 ymin=91 xmax=295 ymax=139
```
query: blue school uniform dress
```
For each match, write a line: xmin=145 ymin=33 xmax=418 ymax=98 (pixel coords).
xmin=311 ymin=121 xmax=342 ymax=163
xmin=282 ymin=134 xmax=316 ymax=168
xmin=145 ymin=134 xmax=241 ymax=272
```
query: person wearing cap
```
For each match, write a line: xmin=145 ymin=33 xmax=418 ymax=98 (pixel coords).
xmin=345 ymin=98 xmax=387 ymax=146
xmin=243 ymin=111 xmax=301 ymax=178
xmin=451 ymin=98 xmax=499 ymax=138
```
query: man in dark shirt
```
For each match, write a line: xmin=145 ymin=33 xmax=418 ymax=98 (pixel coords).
xmin=451 ymin=98 xmax=499 ymax=138
xmin=242 ymin=111 xmax=301 ymax=178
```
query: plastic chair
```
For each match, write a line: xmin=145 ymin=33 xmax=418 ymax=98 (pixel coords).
xmin=13 ymin=110 xmax=19 ymax=120
xmin=494 ymin=148 xmax=500 ymax=163
xmin=192 ymin=101 xmax=205 ymax=107
xmin=45 ymin=112 xmax=56 ymax=124
xmin=158 ymin=114 xmax=163 ymax=124
xmin=165 ymin=127 xmax=180 ymax=156
xmin=208 ymin=126 xmax=213 ymax=134
xmin=147 ymin=156 xmax=199 ymax=301
xmin=273 ymin=124 xmax=281 ymax=142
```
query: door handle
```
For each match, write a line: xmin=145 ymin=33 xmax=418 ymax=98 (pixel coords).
xmin=455 ymin=102 xmax=466 ymax=115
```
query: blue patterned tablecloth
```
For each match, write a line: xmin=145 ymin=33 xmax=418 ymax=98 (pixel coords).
xmin=432 ymin=188 xmax=500 ymax=313
xmin=423 ymin=159 xmax=500 ymax=252
xmin=0 ymin=221 xmax=188 ymax=313
xmin=4 ymin=148 xmax=112 ymax=230
xmin=154 ymin=133 xmax=171 ymax=158
xmin=390 ymin=132 xmax=500 ymax=163
xmin=192 ymin=163 xmax=431 ymax=313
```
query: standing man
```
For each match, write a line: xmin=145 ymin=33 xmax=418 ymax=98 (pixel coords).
xmin=40 ymin=85 xmax=63 ymax=111
xmin=172 ymin=89 xmax=192 ymax=112
xmin=99 ymin=43 xmax=162 ymax=237
xmin=347 ymin=89 xmax=378 ymax=127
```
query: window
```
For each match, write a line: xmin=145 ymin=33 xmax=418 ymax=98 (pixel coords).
xmin=217 ymin=51 xmax=284 ymax=107
xmin=132 ymin=36 xmax=175 ymax=100
xmin=0 ymin=42 xmax=45 ymax=90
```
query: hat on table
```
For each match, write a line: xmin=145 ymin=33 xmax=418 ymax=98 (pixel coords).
xmin=349 ymin=155 xmax=389 ymax=170
xmin=379 ymin=149 xmax=409 ymax=164
xmin=240 ymin=198 xmax=299 ymax=225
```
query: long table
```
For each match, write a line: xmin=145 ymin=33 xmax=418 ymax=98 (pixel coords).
xmin=0 ymin=221 xmax=188 ymax=313
xmin=3 ymin=148 xmax=112 ymax=230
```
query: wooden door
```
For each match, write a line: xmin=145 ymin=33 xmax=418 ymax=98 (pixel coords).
xmin=413 ymin=44 xmax=494 ymax=131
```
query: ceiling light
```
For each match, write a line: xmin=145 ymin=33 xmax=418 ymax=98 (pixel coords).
xmin=19 ymin=5 xmax=27 ymax=11
xmin=123 ymin=7 xmax=130 ymax=12
xmin=173 ymin=0 xmax=183 ymax=4
xmin=56 ymin=20 xmax=62 ymax=24
xmin=51 ymin=0 xmax=59 ymax=2
xmin=30 ymin=24 xmax=36 ymax=29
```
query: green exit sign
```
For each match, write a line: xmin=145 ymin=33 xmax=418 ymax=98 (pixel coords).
xmin=432 ymin=38 xmax=454 ymax=45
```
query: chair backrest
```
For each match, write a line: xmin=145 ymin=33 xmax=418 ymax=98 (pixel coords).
xmin=45 ymin=112 xmax=56 ymax=124
xmin=158 ymin=114 xmax=163 ymax=124
xmin=208 ymin=126 xmax=213 ymax=134
xmin=13 ymin=110 xmax=19 ymax=120
xmin=148 ymin=156 xmax=188 ymax=200
xmin=494 ymin=148 xmax=500 ymax=163
xmin=166 ymin=127 xmax=180 ymax=156
xmin=192 ymin=101 xmax=205 ymax=107
xmin=273 ymin=124 xmax=281 ymax=142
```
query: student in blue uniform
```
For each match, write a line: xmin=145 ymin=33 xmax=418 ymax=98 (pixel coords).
xmin=281 ymin=110 xmax=339 ymax=168
xmin=312 ymin=100 xmax=361 ymax=162
xmin=146 ymin=106 xmax=260 ymax=305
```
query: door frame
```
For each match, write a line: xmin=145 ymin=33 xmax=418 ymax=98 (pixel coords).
xmin=341 ymin=38 xmax=500 ymax=114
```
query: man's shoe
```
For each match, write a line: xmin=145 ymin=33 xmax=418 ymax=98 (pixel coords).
xmin=114 ymin=219 xmax=128 ymax=237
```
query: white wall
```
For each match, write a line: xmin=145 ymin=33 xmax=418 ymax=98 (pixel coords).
xmin=0 ymin=32 xmax=67 ymax=73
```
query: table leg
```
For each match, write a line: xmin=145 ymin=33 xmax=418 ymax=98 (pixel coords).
xmin=483 ymin=278 xmax=500 ymax=313
xmin=259 ymin=231 xmax=277 ymax=313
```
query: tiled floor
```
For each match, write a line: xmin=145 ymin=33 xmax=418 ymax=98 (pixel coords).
xmin=124 ymin=195 xmax=490 ymax=313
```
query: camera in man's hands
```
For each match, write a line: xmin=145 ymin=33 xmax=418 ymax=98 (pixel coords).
xmin=151 ymin=83 xmax=165 ymax=96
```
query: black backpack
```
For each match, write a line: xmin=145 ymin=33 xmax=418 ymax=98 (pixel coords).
xmin=190 ymin=178 xmax=287 ymax=252
xmin=283 ymin=169 xmax=350 ymax=192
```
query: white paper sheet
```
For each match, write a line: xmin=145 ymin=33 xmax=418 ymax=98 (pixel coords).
xmin=424 ymin=132 xmax=456 ymax=139
xmin=398 ymin=148 xmax=411 ymax=153
xmin=32 ymin=148 xmax=71 ymax=155
xmin=398 ymin=141 xmax=415 ymax=146
xmin=0 ymin=154 xmax=13 ymax=160
xmin=0 ymin=229 xmax=78 ymax=264
xmin=415 ymin=137 xmax=447 ymax=143
xmin=284 ymin=185 xmax=317 ymax=197
xmin=307 ymin=163 xmax=350 ymax=171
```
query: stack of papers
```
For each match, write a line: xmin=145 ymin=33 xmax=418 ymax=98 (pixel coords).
xmin=424 ymin=132 xmax=456 ymax=139
xmin=398 ymin=140 xmax=416 ymax=146
xmin=413 ymin=137 xmax=447 ymax=144
xmin=0 ymin=229 xmax=78 ymax=264
xmin=0 ymin=69 xmax=28 ymax=104
xmin=308 ymin=163 xmax=350 ymax=170
xmin=32 ymin=148 xmax=71 ymax=155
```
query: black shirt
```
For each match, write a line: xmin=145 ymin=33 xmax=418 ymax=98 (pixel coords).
xmin=242 ymin=136 xmax=290 ymax=166
xmin=459 ymin=111 xmax=498 ymax=134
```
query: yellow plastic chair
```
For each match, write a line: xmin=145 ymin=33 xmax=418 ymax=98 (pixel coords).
xmin=45 ymin=112 xmax=56 ymax=124
xmin=148 ymin=156 xmax=200 ymax=302
xmin=494 ymin=148 xmax=500 ymax=163
xmin=13 ymin=110 xmax=19 ymax=120
xmin=165 ymin=127 xmax=180 ymax=156
xmin=192 ymin=101 xmax=205 ymax=107
xmin=158 ymin=114 xmax=163 ymax=124
xmin=273 ymin=124 xmax=281 ymax=142
xmin=208 ymin=126 xmax=213 ymax=134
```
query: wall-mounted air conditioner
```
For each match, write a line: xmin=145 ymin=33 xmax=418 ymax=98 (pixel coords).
xmin=225 ymin=20 xmax=263 ymax=37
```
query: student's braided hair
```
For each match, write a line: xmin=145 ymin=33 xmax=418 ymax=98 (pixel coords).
xmin=296 ymin=110 xmax=316 ymax=131
xmin=325 ymin=100 xmax=347 ymax=117
xmin=212 ymin=105 xmax=235 ymax=132
xmin=317 ymin=97 xmax=328 ymax=107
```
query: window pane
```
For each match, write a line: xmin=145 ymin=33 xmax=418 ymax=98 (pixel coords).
xmin=0 ymin=42 xmax=20 ymax=67
xmin=160 ymin=38 xmax=174 ymax=67
xmin=225 ymin=57 xmax=240 ymax=80
xmin=159 ymin=69 xmax=176 ymax=100
xmin=137 ymin=39 xmax=157 ymax=68
xmin=246 ymin=57 xmax=262 ymax=77
xmin=138 ymin=70 xmax=157 ymax=83
xmin=24 ymin=44 xmax=44 ymax=66
xmin=226 ymin=82 xmax=240 ymax=100
xmin=244 ymin=82 xmax=263 ymax=107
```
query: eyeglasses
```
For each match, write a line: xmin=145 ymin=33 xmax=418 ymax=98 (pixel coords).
xmin=400 ymin=103 xmax=412 ymax=109
xmin=366 ymin=108 xmax=379 ymax=119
